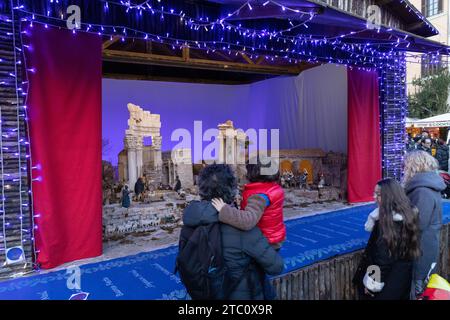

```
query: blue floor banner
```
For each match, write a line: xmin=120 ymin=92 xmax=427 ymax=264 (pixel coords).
xmin=0 ymin=202 xmax=448 ymax=300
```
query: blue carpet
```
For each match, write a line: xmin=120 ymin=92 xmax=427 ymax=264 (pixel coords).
xmin=0 ymin=202 xmax=449 ymax=300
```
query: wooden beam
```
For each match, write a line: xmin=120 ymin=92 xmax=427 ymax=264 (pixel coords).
xmin=103 ymin=73 xmax=255 ymax=85
xmin=182 ymin=46 xmax=190 ymax=61
xmin=102 ymin=36 xmax=121 ymax=50
xmin=155 ymin=43 xmax=178 ymax=57
xmin=214 ymin=50 xmax=234 ymax=62
xmin=145 ymin=41 xmax=152 ymax=54
xmin=255 ymin=56 xmax=265 ymax=65
xmin=377 ymin=0 xmax=395 ymax=5
xmin=406 ymin=21 xmax=426 ymax=32
xmin=103 ymin=49 xmax=302 ymax=75
xmin=240 ymin=52 xmax=254 ymax=65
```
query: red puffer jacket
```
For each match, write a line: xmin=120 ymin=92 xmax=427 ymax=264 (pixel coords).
xmin=241 ymin=182 xmax=286 ymax=244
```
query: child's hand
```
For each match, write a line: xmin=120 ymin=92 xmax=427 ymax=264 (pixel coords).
xmin=211 ymin=198 xmax=226 ymax=212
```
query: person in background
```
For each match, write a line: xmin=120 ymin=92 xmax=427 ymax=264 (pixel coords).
xmin=417 ymin=137 xmax=433 ymax=155
xmin=300 ymin=168 xmax=309 ymax=189
xmin=435 ymin=139 xmax=449 ymax=172
xmin=403 ymin=150 xmax=446 ymax=298
xmin=121 ymin=185 xmax=131 ymax=208
xmin=134 ymin=176 xmax=145 ymax=201
xmin=406 ymin=133 xmax=416 ymax=152
xmin=174 ymin=175 xmax=182 ymax=193
xmin=182 ymin=164 xmax=284 ymax=299
xmin=353 ymin=178 xmax=421 ymax=300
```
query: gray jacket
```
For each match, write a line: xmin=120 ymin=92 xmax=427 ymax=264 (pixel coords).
xmin=183 ymin=200 xmax=284 ymax=300
xmin=405 ymin=172 xmax=445 ymax=281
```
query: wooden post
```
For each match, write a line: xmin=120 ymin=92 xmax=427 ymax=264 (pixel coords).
xmin=182 ymin=46 xmax=190 ymax=62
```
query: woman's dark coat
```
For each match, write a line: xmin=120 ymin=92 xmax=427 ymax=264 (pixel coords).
xmin=121 ymin=189 xmax=131 ymax=208
xmin=405 ymin=172 xmax=445 ymax=283
xmin=183 ymin=200 xmax=284 ymax=300
xmin=134 ymin=178 xmax=145 ymax=195
xmin=436 ymin=144 xmax=449 ymax=171
xmin=353 ymin=222 xmax=413 ymax=300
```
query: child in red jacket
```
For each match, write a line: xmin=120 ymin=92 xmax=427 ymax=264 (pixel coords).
xmin=212 ymin=157 xmax=286 ymax=249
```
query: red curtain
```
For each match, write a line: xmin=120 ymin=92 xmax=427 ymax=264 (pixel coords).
xmin=347 ymin=68 xmax=382 ymax=203
xmin=24 ymin=25 xmax=102 ymax=269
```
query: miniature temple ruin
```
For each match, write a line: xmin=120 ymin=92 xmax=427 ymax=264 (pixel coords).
xmin=218 ymin=120 xmax=247 ymax=165
xmin=119 ymin=103 xmax=163 ymax=188
xmin=162 ymin=148 xmax=194 ymax=188
xmin=118 ymin=103 xmax=194 ymax=190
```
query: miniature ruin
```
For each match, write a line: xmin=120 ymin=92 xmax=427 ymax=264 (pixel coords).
xmin=102 ymin=106 xmax=348 ymax=240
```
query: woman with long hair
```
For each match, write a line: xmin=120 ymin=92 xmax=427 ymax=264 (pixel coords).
xmin=403 ymin=150 xmax=446 ymax=298
xmin=353 ymin=178 xmax=421 ymax=300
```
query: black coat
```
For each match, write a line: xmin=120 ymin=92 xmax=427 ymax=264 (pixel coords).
xmin=416 ymin=145 xmax=432 ymax=155
xmin=435 ymin=145 xmax=449 ymax=171
xmin=405 ymin=172 xmax=445 ymax=282
xmin=183 ymin=200 xmax=284 ymax=300
xmin=353 ymin=222 xmax=413 ymax=300
xmin=174 ymin=179 xmax=181 ymax=192
xmin=134 ymin=178 xmax=145 ymax=194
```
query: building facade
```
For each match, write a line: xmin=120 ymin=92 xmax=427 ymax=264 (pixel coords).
xmin=407 ymin=0 xmax=450 ymax=96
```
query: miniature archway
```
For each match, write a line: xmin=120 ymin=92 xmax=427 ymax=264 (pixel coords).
xmin=280 ymin=160 xmax=293 ymax=173
xmin=124 ymin=103 xmax=162 ymax=189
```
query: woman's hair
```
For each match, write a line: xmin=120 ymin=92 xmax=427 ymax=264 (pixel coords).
xmin=376 ymin=178 xmax=421 ymax=260
xmin=403 ymin=150 xmax=439 ymax=185
xmin=198 ymin=164 xmax=237 ymax=204
xmin=246 ymin=156 xmax=280 ymax=183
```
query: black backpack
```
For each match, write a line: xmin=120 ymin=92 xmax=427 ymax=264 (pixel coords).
xmin=175 ymin=222 xmax=228 ymax=300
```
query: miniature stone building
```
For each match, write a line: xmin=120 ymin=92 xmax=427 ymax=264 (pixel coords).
xmin=279 ymin=149 xmax=326 ymax=184
xmin=118 ymin=103 xmax=163 ymax=188
xmin=162 ymin=148 xmax=194 ymax=188
xmin=217 ymin=120 xmax=248 ymax=183
xmin=217 ymin=120 xmax=247 ymax=165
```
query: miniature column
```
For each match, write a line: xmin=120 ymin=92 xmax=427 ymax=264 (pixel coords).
xmin=136 ymin=137 xmax=144 ymax=178
xmin=152 ymin=135 xmax=163 ymax=182
xmin=124 ymin=135 xmax=138 ymax=189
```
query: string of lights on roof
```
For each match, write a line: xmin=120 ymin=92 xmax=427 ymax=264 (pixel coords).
xmin=96 ymin=0 xmax=429 ymax=49
xmin=36 ymin=0 xmax=450 ymax=69
xmin=41 ymin=0 xmax=450 ymax=61
xmin=398 ymin=0 xmax=437 ymax=33
xmin=19 ymin=13 xmax=385 ymax=69
xmin=17 ymin=5 xmax=446 ymax=72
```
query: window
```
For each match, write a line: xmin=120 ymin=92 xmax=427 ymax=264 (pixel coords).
xmin=422 ymin=0 xmax=443 ymax=17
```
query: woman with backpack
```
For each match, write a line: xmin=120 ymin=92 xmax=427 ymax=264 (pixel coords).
xmin=353 ymin=178 xmax=421 ymax=300
xmin=177 ymin=164 xmax=284 ymax=300
xmin=403 ymin=150 xmax=446 ymax=298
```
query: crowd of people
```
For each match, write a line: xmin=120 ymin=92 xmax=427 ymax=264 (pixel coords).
xmin=177 ymin=150 xmax=446 ymax=300
xmin=406 ymin=131 xmax=449 ymax=171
